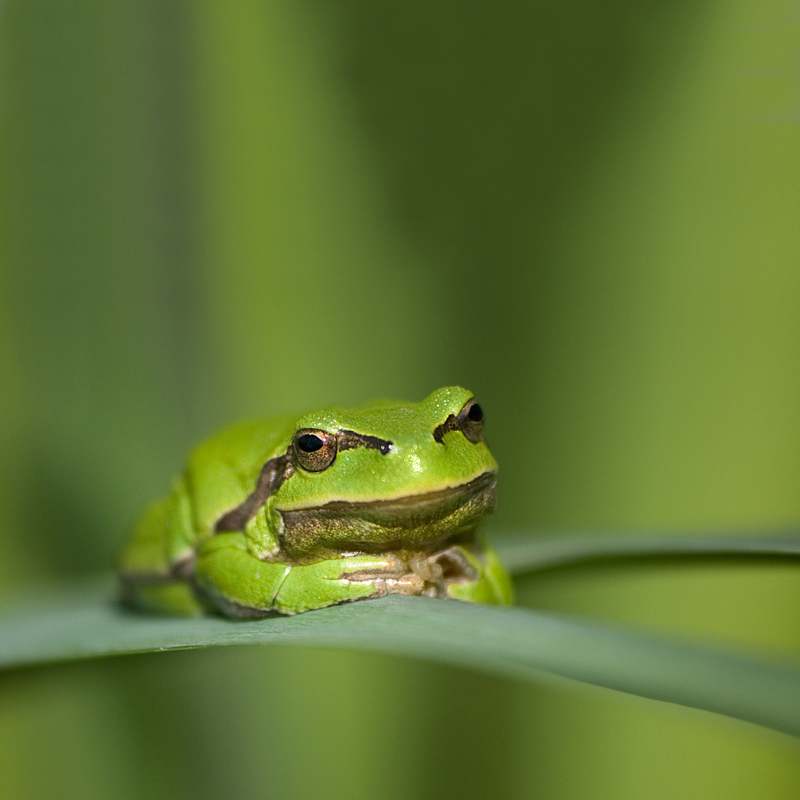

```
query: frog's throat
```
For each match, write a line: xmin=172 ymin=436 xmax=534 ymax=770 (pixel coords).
xmin=273 ymin=472 xmax=497 ymax=562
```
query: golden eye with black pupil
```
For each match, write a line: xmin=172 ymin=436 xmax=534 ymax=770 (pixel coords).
xmin=457 ymin=399 xmax=484 ymax=443
xmin=293 ymin=428 xmax=337 ymax=472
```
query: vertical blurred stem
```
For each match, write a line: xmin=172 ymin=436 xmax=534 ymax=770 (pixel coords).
xmin=0 ymin=4 xmax=215 ymax=799
xmin=0 ymin=1 xmax=198 ymax=570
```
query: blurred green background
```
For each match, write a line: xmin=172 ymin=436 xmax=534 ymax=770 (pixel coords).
xmin=1 ymin=1 xmax=799 ymax=797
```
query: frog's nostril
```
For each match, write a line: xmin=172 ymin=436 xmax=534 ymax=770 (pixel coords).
xmin=467 ymin=403 xmax=483 ymax=422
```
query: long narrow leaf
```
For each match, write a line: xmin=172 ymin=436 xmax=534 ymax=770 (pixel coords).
xmin=492 ymin=530 xmax=800 ymax=575
xmin=1 ymin=580 xmax=799 ymax=739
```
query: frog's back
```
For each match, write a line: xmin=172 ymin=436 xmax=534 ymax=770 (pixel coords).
xmin=119 ymin=414 xmax=296 ymax=585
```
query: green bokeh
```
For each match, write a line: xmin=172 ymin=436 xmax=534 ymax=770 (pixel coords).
xmin=1 ymin=1 xmax=799 ymax=798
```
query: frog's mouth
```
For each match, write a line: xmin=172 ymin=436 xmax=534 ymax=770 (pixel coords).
xmin=276 ymin=471 xmax=497 ymax=564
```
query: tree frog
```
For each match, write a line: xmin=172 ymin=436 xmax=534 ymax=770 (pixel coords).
xmin=118 ymin=386 xmax=512 ymax=617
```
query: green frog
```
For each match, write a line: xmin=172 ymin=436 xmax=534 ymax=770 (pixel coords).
xmin=118 ymin=386 xmax=511 ymax=617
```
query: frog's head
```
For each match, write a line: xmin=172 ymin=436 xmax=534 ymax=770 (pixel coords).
xmin=262 ymin=386 xmax=498 ymax=562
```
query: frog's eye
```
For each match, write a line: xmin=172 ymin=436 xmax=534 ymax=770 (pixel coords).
xmin=457 ymin=399 xmax=484 ymax=444
xmin=293 ymin=428 xmax=337 ymax=472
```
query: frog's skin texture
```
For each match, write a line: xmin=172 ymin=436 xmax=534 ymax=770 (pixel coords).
xmin=118 ymin=386 xmax=512 ymax=618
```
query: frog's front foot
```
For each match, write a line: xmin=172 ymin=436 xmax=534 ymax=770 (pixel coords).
xmin=343 ymin=541 xmax=513 ymax=606
xmin=407 ymin=545 xmax=481 ymax=596
xmin=340 ymin=548 xmax=477 ymax=600
xmin=340 ymin=555 xmax=427 ymax=597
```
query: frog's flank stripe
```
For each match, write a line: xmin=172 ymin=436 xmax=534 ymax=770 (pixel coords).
xmin=213 ymin=431 xmax=391 ymax=534
xmin=214 ymin=448 xmax=295 ymax=532
xmin=432 ymin=414 xmax=460 ymax=443
xmin=338 ymin=430 xmax=392 ymax=455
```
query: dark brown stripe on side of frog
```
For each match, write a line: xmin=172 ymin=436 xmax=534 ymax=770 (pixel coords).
xmin=213 ymin=430 xmax=393 ymax=533
xmin=214 ymin=447 xmax=295 ymax=532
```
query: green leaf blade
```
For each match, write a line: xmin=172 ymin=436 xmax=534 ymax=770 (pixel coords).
xmin=2 ymin=581 xmax=799 ymax=740
xmin=492 ymin=530 xmax=800 ymax=575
